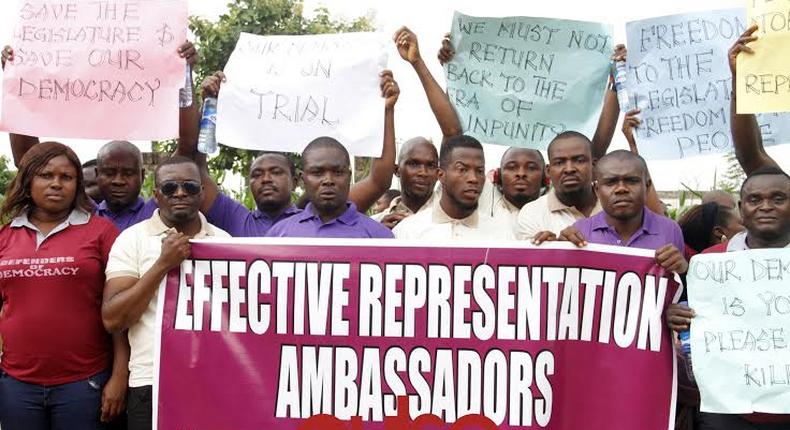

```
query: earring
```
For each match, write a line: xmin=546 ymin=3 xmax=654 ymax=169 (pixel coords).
xmin=720 ymin=234 xmax=727 ymax=242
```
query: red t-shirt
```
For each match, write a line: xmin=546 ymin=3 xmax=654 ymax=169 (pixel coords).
xmin=700 ymin=239 xmax=790 ymax=424
xmin=0 ymin=214 xmax=119 ymax=385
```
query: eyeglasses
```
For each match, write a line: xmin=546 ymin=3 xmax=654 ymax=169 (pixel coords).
xmin=159 ymin=181 xmax=201 ymax=196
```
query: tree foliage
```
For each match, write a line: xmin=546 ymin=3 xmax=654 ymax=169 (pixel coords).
xmin=184 ymin=0 xmax=374 ymax=205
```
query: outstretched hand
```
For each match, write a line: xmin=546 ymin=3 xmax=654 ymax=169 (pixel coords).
xmin=729 ymin=24 xmax=758 ymax=78
xmin=380 ymin=70 xmax=400 ymax=110
xmin=393 ymin=26 xmax=421 ymax=64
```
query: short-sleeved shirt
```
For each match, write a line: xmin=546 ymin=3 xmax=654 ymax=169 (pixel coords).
xmin=105 ymin=210 xmax=229 ymax=387
xmin=573 ymin=208 xmax=684 ymax=251
xmin=206 ymin=192 xmax=301 ymax=237
xmin=516 ymin=189 xmax=602 ymax=240
xmin=267 ymin=202 xmax=393 ymax=239
xmin=0 ymin=209 xmax=119 ymax=385
xmin=393 ymin=198 xmax=516 ymax=241
xmin=96 ymin=197 xmax=157 ymax=231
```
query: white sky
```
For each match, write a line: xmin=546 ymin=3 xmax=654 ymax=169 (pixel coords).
xmin=1 ymin=0 xmax=788 ymax=191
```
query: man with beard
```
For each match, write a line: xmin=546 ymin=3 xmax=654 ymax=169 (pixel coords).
xmin=516 ymin=131 xmax=602 ymax=241
xmin=542 ymin=151 xmax=688 ymax=273
xmin=481 ymin=147 xmax=546 ymax=230
xmin=373 ymin=137 xmax=439 ymax=229
xmin=393 ymin=135 xmax=514 ymax=240
xmin=266 ymin=138 xmax=394 ymax=239
xmin=102 ymin=156 xmax=230 ymax=430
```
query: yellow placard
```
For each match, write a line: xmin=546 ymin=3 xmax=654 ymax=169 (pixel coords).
xmin=736 ymin=0 xmax=790 ymax=113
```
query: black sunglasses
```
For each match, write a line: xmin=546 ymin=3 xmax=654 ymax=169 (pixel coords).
xmin=159 ymin=181 xmax=201 ymax=196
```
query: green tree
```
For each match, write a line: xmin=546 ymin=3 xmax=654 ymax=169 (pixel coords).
xmin=169 ymin=0 xmax=374 ymax=207
xmin=716 ymin=152 xmax=746 ymax=195
xmin=0 ymin=156 xmax=15 ymax=201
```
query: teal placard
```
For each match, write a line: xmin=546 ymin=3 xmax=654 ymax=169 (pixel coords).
xmin=445 ymin=11 xmax=612 ymax=149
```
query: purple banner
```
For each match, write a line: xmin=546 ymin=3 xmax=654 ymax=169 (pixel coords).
xmin=156 ymin=239 xmax=680 ymax=430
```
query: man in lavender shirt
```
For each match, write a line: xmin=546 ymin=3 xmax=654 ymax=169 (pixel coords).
xmin=267 ymin=138 xmax=394 ymax=239
xmin=536 ymin=150 xmax=688 ymax=274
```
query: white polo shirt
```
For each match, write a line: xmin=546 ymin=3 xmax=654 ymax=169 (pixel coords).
xmin=515 ymin=189 xmax=602 ymax=240
xmin=105 ymin=210 xmax=229 ymax=387
xmin=393 ymin=198 xmax=515 ymax=240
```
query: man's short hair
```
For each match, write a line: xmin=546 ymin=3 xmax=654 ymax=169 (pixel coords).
xmin=546 ymin=131 xmax=592 ymax=157
xmin=439 ymin=135 xmax=483 ymax=169
xmin=740 ymin=166 xmax=790 ymax=196
xmin=397 ymin=136 xmax=434 ymax=164
xmin=96 ymin=140 xmax=143 ymax=166
xmin=255 ymin=152 xmax=297 ymax=177
xmin=595 ymin=149 xmax=648 ymax=178
xmin=302 ymin=136 xmax=350 ymax=166
xmin=154 ymin=155 xmax=200 ymax=184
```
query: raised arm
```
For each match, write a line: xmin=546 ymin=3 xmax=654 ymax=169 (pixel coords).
xmin=729 ymin=24 xmax=780 ymax=175
xmin=175 ymin=42 xmax=200 ymax=159
xmin=621 ymin=108 xmax=664 ymax=215
xmin=190 ymin=72 xmax=225 ymax=214
xmin=349 ymin=70 xmax=399 ymax=212
xmin=591 ymin=44 xmax=626 ymax=160
xmin=2 ymin=46 xmax=40 ymax=166
xmin=395 ymin=27 xmax=461 ymax=139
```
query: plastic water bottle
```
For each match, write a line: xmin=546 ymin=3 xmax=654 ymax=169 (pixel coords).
xmin=178 ymin=64 xmax=193 ymax=108
xmin=197 ymin=97 xmax=218 ymax=154
xmin=613 ymin=60 xmax=630 ymax=112
xmin=678 ymin=301 xmax=694 ymax=381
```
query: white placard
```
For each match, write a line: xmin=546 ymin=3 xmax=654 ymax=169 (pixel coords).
xmin=217 ymin=32 xmax=388 ymax=157
xmin=688 ymin=248 xmax=790 ymax=413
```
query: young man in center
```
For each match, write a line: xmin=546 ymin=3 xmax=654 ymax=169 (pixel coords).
xmin=266 ymin=138 xmax=394 ymax=239
xmin=393 ymin=135 xmax=515 ymax=240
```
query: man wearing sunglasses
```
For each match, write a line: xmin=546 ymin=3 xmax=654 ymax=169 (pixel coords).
xmin=266 ymin=138 xmax=394 ymax=239
xmin=101 ymin=156 xmax=230 ymax=430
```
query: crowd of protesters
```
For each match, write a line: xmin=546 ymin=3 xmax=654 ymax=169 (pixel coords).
xmin=0 ymin=23 xmax=787 ymax=430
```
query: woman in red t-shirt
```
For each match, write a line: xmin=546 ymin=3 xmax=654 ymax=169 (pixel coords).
xmin=0 ymin=142 xmax=128 ymax=430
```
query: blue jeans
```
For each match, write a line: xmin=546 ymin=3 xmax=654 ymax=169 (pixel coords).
xmin=0 ymin=369 xmax=109 ymax=430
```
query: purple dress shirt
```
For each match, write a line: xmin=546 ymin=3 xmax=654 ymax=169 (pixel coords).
xmin=206 ymin=192 xmax=301 ymax=237
xmin=573 ymin=208 xmax=685 ymax=251
xmin=266 ymin=202 xmax=394 ymax=239
xmin=96 ymin=197 xmax=157 ymax=231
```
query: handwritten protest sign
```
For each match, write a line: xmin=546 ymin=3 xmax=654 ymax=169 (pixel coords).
xmin=737 ymin=0 xmax=790 ymax=113
xmin=0 ymin=0 xmax=187 ymax=140
xmin=687 ymin=248 xmax=790 ymax=413
xmin=625 ymin=9 xmax=790 ymax=159
xmin=216 ymin=32 xmax=388 ymax=157
xmin=156 ymin=240 xmax=680 ymax=430
xmin=444 ymin=12 xmax=612 ymax=149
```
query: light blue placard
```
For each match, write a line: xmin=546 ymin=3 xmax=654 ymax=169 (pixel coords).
xmin=625 ymin=8 xmax=790 ymax=160
xmin=445 ymin=11 xmax=612 ymax=149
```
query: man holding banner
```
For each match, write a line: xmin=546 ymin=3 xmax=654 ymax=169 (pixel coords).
xmin=101 ymin=156 xmax=230 ymax=430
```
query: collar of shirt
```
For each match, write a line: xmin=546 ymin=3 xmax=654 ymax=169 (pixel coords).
xmin=11 ymin=208 xmax=91 ymax=247
xmin=97 ymin=196 xmax=145 ymax=216
xmin=546 ymin=188 xmax=602 ymax=218
xmin=144 ymin=209 xmax=217 ymax=238
xmin=496 ymin=191 xmax=520 ymax=214
xmin=297 ymin=202 xmax=360 ymax=226
xmin=589 ymin=208 xmax=657 ymax=246
xmin=726 ymin=230 xmax=790 ymax=251
xmin=431 ymin=200 xmax=479 ymax=228
xmin=252 ymin=204 xmax=300 ymax=221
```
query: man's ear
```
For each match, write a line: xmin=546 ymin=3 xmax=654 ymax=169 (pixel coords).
xmin=646 ymin=177 xmax=653 ymax=189
xmin=394 ymin=164 xmax=400 ymax=178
